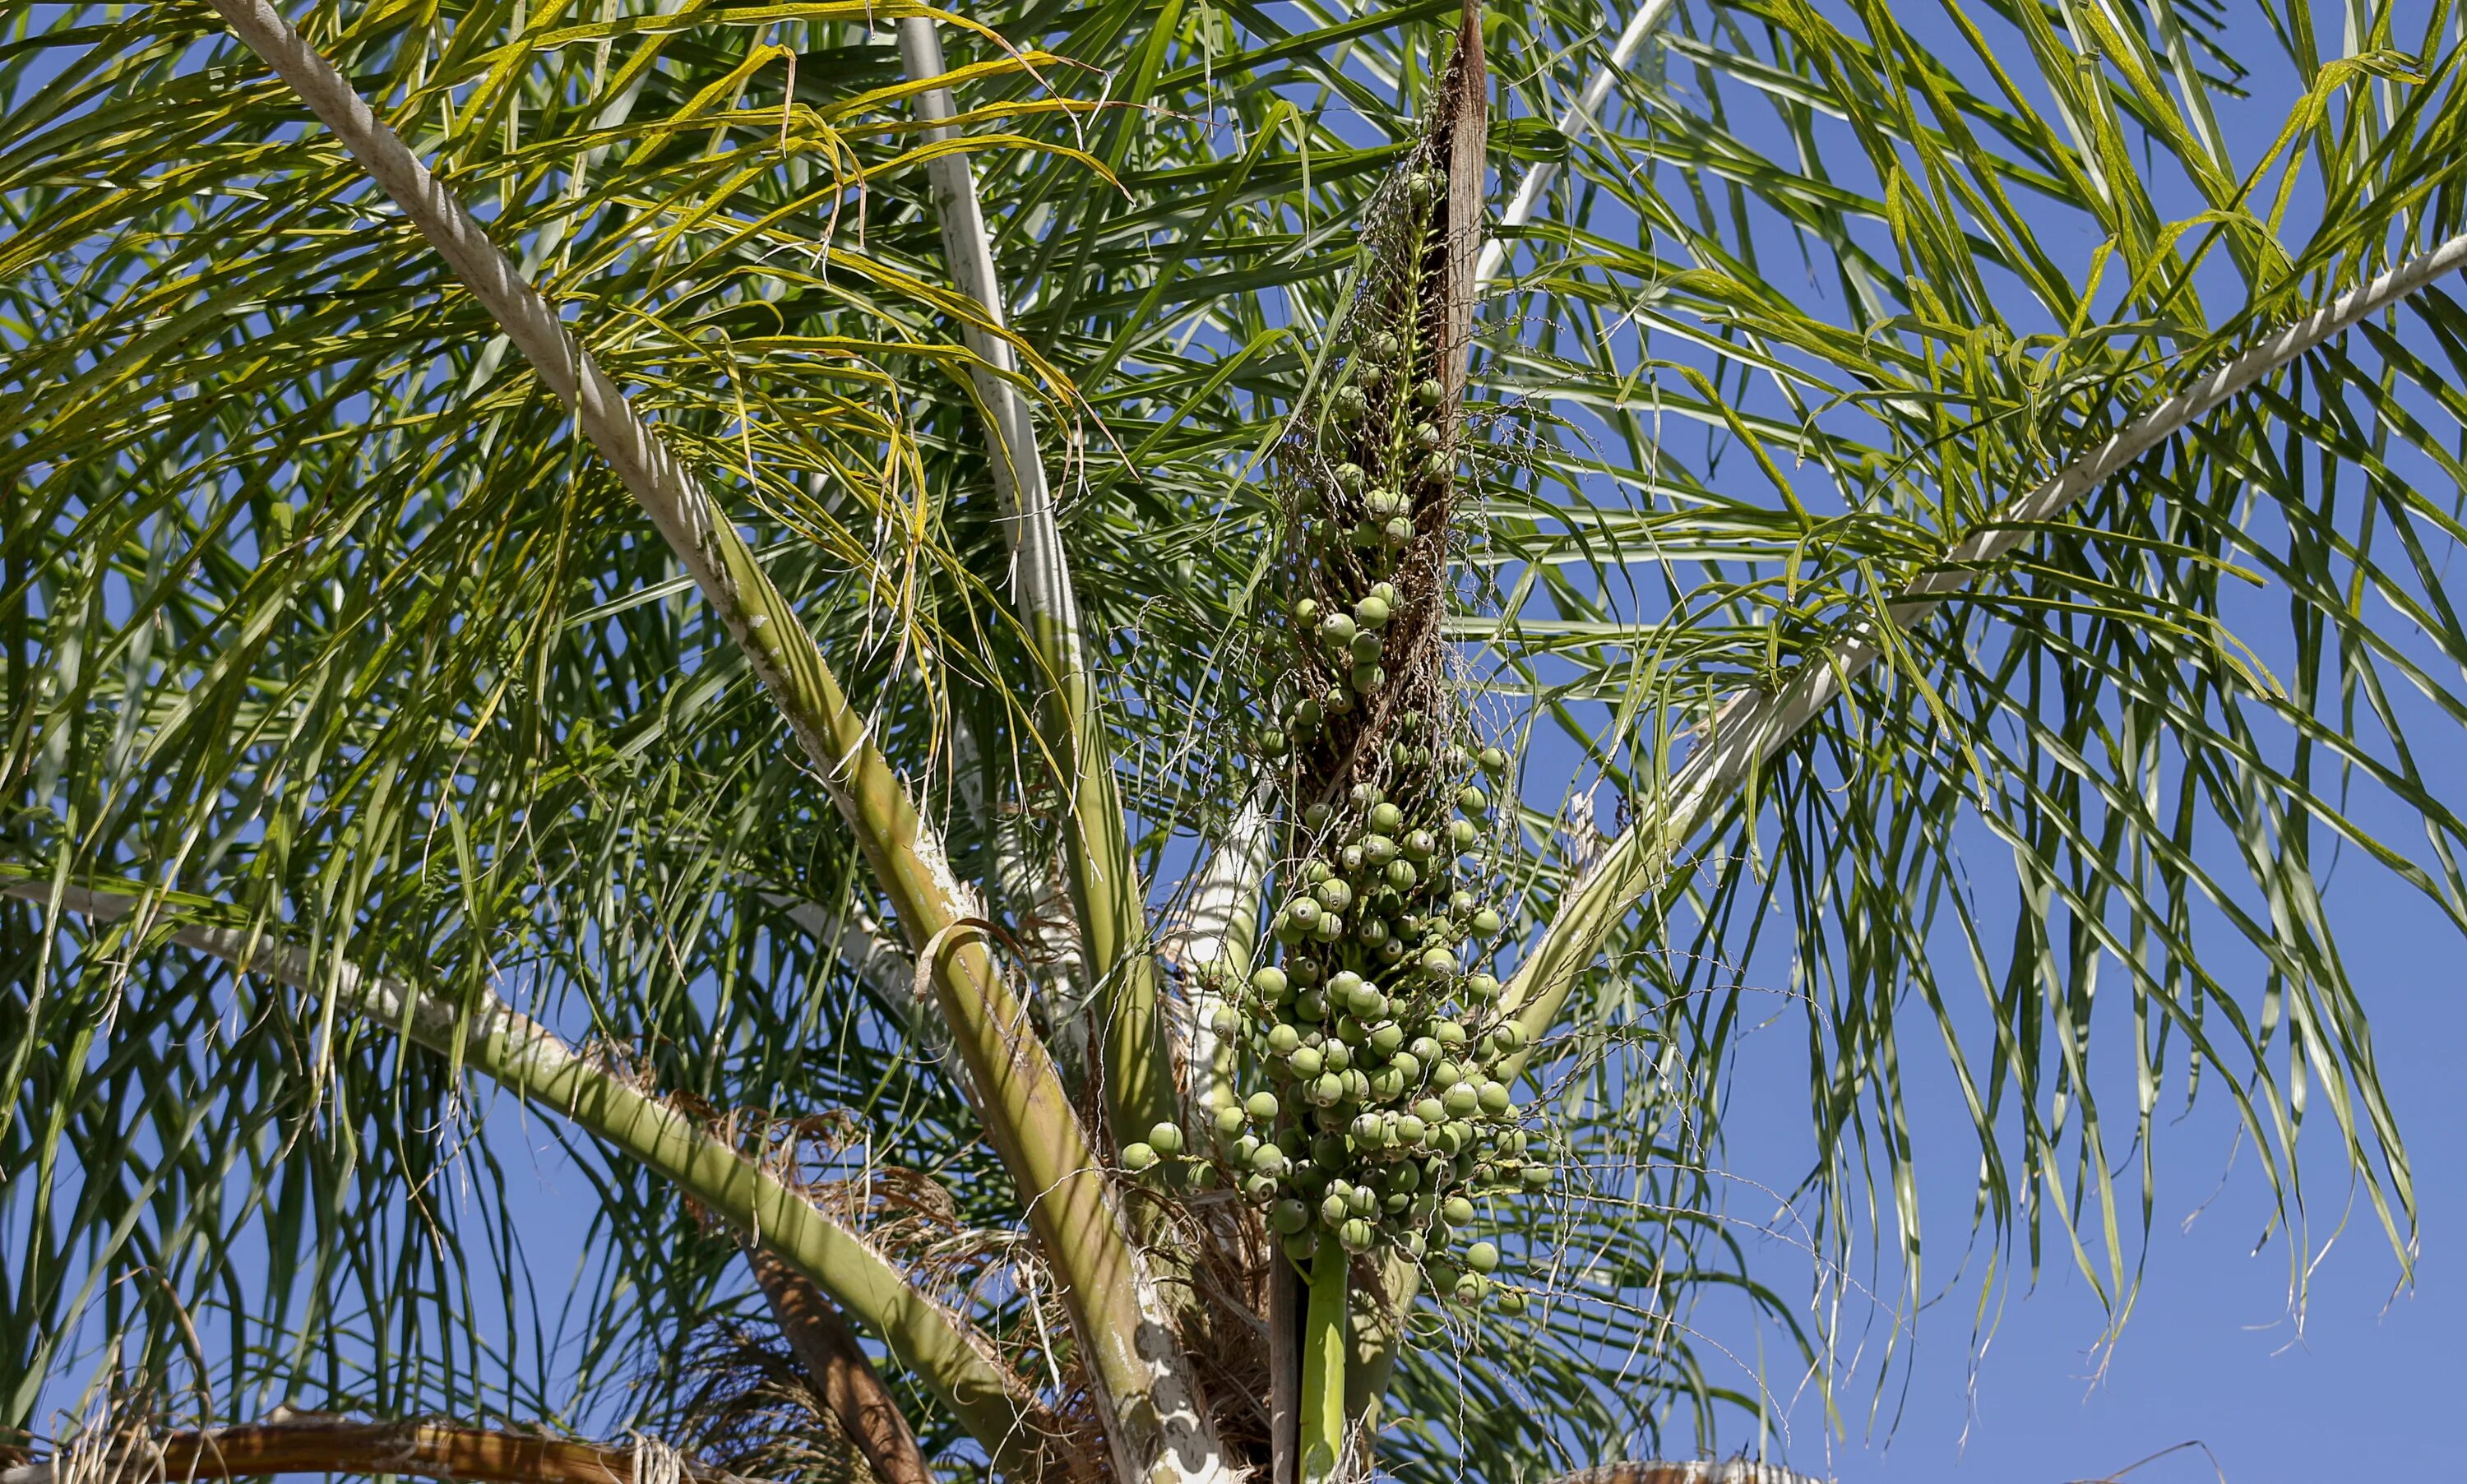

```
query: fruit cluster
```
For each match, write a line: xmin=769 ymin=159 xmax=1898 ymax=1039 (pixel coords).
xmin=1121 ymin=163 xmax=1538 ymax=1311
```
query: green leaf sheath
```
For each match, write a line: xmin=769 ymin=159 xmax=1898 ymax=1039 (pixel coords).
xmin=1298 ymin=1248 xmax=1350 ymax=1484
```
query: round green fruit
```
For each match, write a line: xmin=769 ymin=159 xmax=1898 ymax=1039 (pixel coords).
xmin=1521 ymin=1164 xmax=1553 ymax=1191
xmin=1442 ymin=1195 xmax=1476 ymax=1225
xmin=1215 ymin=1105 xmax=1248 ymax=1136
xmin=1369 ymin=802 xmax=1404 ymax=833
xmin=1243 ymin=1173 xmax=1280 ymax=1204
xmin=1339 ymin=1218 xmax=1377 ymax=1252
xmin=1479 ymin=745 xmax=1510 ymax=775
xmin=1465 ymin=1240 xmax=1501 ymax=1273
xmin=1251 ymin=965 xmax=1289 ymax=1000
xmin=1354 ymin=594 xmax=1391 ymax=629
xmin=1246 ymin=1090 xmax=1281 ymax=1121
xmin=1476 ymin=1082 xmax=1511 ymax=1116
xmin=1148 ymin=1121 xmax=1187 ymax=1156
xmin=1267 ymin=1024 xmax=1302 ymax=1055
xmin=1270 ymin=1199 xmax=1311 ymax=1234
xmin=1122 ymin=1142 xmax=1157 ymax=1172
xmin=1457 ymin=785 xmax=1491 ymax=816
xmin=1452 ymin=1274 xmax=1488 ymax=1306
xmin=1288 ymin=1045 xmax=1322 ymax=1078
xmin=1443 ymin=1084 xmax=1479 ymax=1117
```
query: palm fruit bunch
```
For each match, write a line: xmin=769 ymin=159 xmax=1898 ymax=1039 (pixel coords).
xmin=1123 ymin=136 xmax=1544 ymax=1314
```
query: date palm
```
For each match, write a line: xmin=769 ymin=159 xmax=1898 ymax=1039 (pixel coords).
xmin=6 ymin=1 xmax=2463 ymax=1482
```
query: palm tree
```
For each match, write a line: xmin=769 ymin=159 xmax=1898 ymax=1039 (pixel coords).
xmin=7 ymin=0 xmax=2461 ymax=1481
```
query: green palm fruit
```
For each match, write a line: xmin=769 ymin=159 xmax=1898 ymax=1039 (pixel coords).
xmin=1382 ymin=516 xmax=1414 ymax=545
xmin=1466 ymin=973 xmax=1502 ymax=1001
xmin=1270 ymin=1198 xmax=1311 ymax=1234
xmin=1328 ymin=969 xmax=1365 ymax=999
xmin=1210 ymin=1006 xmax=1243 ymax=1038
xmin=1442 ymin=1195 xmax=1475 ymax=1226
xmin=1349 ymin=631 xmax=1385 ymax=663
xmin=1404 ymin=829 xmax=1437 ymax=860
xmin=1291 ymin=596 xmax=1320 ymax=625
xmin=1312 ymin=1133 xmax=1350 ymax=1166
xmin=1244 ymin=1173 xmax=1280 ymax=1204
xmin=1339 ymin=1218 xmax=1377 ymax=1252
xmin=1356 ymin=918 xmax=1390 ymax=947
xmin=1521 ymin=1165 xmax=1553 ymax=1191
xmin=1369 ymin=1066 xmax=1409 ymax=1100
xmin=1350 ymin=662 xmax=1385 ymax=692
xmin=1362 ymin=834 xmax=1399 ymax=867
xmin=1285 ymin=899 xmax=1323 ymax=934
xmin=1319 ymin=612 xmax=1358 ymax=646
xmin=1149 ymin=1121 xmax=1187 ymax=1156
xmin=1365 ymin=332 xmax=1400 ymax=360
xmin=1294 ymin=990 xmax=1328 ymax=1021
xmin=1288 ymin=1045 xmax=1323 ymax=1078
xmin=1311 ymin=1073 xmax=1346 ymax=1106
xmin=1315 ymin=878 xmax=1354 ymax=913
xmin=1414 ymin=1097 xmax=1447 ymax=1124
xmin=1215 ymin=1105 xmax=1248 ymax=1136
xmin=1322 ymin=1041 xmax=1353 ymax=1071
xmin=1390 ymin=1051 xmax=1422 ymax=1082
xmin=1394 ymin=1114 xmax=1428 ymax=1146
xmin=1493 ymin=1289 xmax=1529 ymax=1316
xmin=1320 ymin=1192 xmax=1349 ymax=1227
xmin=1347 ymin=1185 xmax=1381 ymax=1218
xmin=1432 ymin=1061 xmax=1464 ymax=1089
xmin=1436 ymin=1020 xmax=1470 ymax=1048
xmin=1452 ymin=1273 xmax=1488 ymax=1306
xmin=1443 ymin=1084 xmax=1480 ymax=1118
xmin=1335 ymin=463 xmax=1367 ymax=493
xmin=1252 ymin=965 xmax=1289 ymax=1000
xmin=1366 ymin=488 xmax=1407 ymax=518
xmin=1122 ymin=1142 xmax=1158 ymax=1172
xmin=1266 ymin=1024 xmax=1302 ymax=1055
xmin=1354 ymin=594 xmax=1391 ymax=628
xmin=1284 ymin=1232 xmax=1321 ymax=1263
xmin=1369 ymin=801 xmax=1405 ymax=833
xmin=1419 ymin=946 xmax=1455 ymax=978
xmin=1477 ymin=1082 xmax=1511 ymax=1116
xmin=1333 ymin=386 xmax=1368 ymax=417
xmin=1303 ymin=802 xmax=1334 ymax=830
xmin=1410 ymin=1036 xmax=1442 ymax=1062
xmin=1293 ymin=697 xmax=1324 ymax=729
xmin=1486 ymin=1021 xmax=1527 ymax=1054
xmin=1387 ymin=860 xmax=1421 ymax=890
xmin=1377 ymin=937 xmax=1409 ymax=966
xmin=1470 ymin=907 xmax=1503 ymax=936
xmin=1250 ymin=1144 xmax=1288 ymax=1176
xmin=1324 ymin=686 xmax=1354 ymax=715
xmin=1448 ymin=818 xmax=1479 ymax=848
xmin=1478 ymin=745 xmax=1509 ymax=774
xmin=1465 ymin=1241 xmax=1501 ymax=1273
xmin=1412 ymin=421 xmax=1442 ymax=448
xmin=1369 ymin=1022 xmax=1406 ymax=1056
xmin=1246 ymin=1090 xmax=1281 ymax=1121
